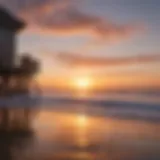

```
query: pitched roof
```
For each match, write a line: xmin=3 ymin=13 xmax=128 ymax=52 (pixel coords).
xmin=0 ymin=6 xmax=25 ymax=31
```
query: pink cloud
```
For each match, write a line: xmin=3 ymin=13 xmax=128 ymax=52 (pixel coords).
xmin=57 ymin=52 xmax=160 ymax=68
xmin=27 ymin=7 xmax=142 ymax=40
xmin=0 ymin=0 xmax=143 ymax=42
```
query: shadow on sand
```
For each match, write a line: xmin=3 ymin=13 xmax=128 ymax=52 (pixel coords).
xmin=0 ymin=128 xmax=34 ymax=160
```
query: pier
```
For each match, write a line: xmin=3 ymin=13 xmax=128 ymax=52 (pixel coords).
xmin=0 ymin=6 xmax=40 ymax=133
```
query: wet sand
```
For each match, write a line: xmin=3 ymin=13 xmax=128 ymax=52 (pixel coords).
xmin=0 ymin=107 xmax=160 ymax=160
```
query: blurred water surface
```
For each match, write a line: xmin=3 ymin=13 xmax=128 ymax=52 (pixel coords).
xmin=0 ymin=93 xmax=160 ymax=160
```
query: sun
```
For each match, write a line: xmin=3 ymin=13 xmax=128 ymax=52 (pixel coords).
xmin=73 ymin=77 xmax=92 ymax=89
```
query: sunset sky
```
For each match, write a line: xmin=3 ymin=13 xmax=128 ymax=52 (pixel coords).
xmin=1 ymin=0 xmax=160 ymax=91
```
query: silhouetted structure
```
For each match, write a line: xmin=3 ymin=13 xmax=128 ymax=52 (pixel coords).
xmin=0 ymin=6 xmax=40 ymax=133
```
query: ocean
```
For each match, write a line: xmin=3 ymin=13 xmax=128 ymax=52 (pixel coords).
xmin=0 ymin=92 xmax=160 ymax=160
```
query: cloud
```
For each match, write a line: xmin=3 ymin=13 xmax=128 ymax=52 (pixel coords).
xmin=37 ymin=8 xmax=141 ymax=39
xmin=0 ymin=0 xmax=142 ymax=41
xmin=57 ymin=52 xmax=160 ymax=68
xmin=0 ymin=0 xmax=56 ymax=12
xmin=25 ymin=6 xmax=141 ymax=41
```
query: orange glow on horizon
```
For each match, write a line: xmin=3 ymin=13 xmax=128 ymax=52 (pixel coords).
xmin=69 ymin=77 xmax=95 ymax=97
xmin=37 ymin=72 xmax=160 ymax=92
xmin=72 ymin=77 xmax=92 ymax=90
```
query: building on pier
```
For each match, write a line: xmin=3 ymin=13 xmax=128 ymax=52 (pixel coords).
xmin=0 ymin=6 xmax=40 ymax=133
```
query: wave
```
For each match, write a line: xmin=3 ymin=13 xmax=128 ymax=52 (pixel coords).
xmin=0 ymin=94 xmax=159 ymax=122
xmin=41 ymin=96 xmax=160 ymax=123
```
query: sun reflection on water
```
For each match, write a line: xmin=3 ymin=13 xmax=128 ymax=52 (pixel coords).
xmin=30 ymin=109 xmax=160 ymax=160
xmin=77 ymin=114 xmax=87 ymax=127
xmin=76 ymin=114 xmax=89 ymax=148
